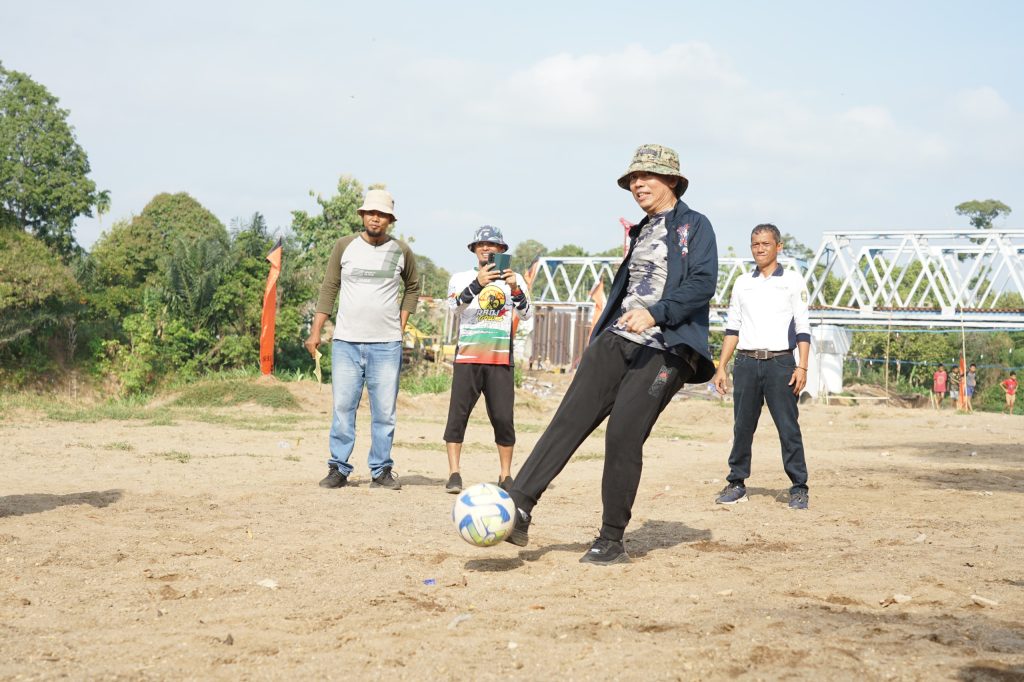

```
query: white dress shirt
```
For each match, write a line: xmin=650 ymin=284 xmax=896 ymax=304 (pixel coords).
xmin=725 ymin=264 xmax=811 ymax=351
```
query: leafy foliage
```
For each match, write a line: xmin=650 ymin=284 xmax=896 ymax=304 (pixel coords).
xmin=0 ymin=62 xmax=99 ymax=259
xmin=290 ymin=175 xmax=364 ymax=275
xmin=955 ymin=199 xmax=1011 ymax=230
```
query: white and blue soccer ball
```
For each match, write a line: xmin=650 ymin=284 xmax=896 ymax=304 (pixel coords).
xmin=451 ymin=482 xmax=516 ymax=547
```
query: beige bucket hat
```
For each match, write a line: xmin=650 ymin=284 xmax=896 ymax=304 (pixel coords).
xmin=617 ymin=144 xmax=689 ymax=197
xmin=357 ymin=189 xmax=397 ymax=220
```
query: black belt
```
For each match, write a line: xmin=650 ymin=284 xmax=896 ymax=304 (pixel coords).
xmin=737 ymin=349 xmax=791 ymax=360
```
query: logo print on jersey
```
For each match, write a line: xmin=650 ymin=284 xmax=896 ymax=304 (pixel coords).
xmin=480 ymin=285 xmax=506 ymax=311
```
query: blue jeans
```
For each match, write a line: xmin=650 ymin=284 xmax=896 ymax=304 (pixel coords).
xmin=726 ymin=352 xmax=808 ymax=492
xmin=328 ymin=340 xmax=402 ymax=478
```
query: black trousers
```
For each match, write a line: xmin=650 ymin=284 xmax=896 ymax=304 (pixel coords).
xmin=443 ymin=363 xmax=516 ymax=445
xmin=726 ymin=352 xmax=808 ymax=492
xmin=510 ymin=332 xmax=694 ymax=542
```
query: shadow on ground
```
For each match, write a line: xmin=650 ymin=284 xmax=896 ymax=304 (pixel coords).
xmin=398 ymin=474 xmax=446 ymax=487
xmin=856 ymin=463 xmax=1024 ymax=495
xmin=958 ymin=664 xmax=1024 ymax=681
xmin=851 ymin=441 xmax=1024 ymax=466
xmin=470 ymin=519 xmax=713 ymax=568
xmin=0 ymin=489 xmax=124 ymax=518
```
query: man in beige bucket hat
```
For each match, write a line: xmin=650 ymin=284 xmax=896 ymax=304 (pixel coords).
xmin=504 ymin=143 xmax=718 ymax=565
xmin=306 ymin=187 xmax=420 ymax=491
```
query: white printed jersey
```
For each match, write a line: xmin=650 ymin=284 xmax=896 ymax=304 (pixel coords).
xmin=447 ymin=269 xmax=533 ymax=365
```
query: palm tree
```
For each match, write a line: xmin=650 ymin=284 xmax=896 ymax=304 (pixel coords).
xmin=95 ymin=189 xmax=111 ymax=230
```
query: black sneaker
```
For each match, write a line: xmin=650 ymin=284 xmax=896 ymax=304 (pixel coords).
xmin=370 ymin=466 xmax=401 ymax=490
xmin=498 ymin=476 xmax=513 ymax=492
xmin=318 ymin=466 xmax=347 ymax=489
xmin=445 ymin=472 xmax=463 ymax=494
xmin=788 ymin=489 xmax=809 ymax=510
xmin=504 ymin=507 xmax=531 ymax=547
xmin=579 ymin=537 xmax=630 ymax=565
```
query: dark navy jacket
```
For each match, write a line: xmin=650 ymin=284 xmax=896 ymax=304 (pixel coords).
xmin=590 ymin=200 xmax=718 ymax=384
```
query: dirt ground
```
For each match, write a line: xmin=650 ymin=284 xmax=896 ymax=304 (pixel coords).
xmin=2 ymin=376 xmax=1022 ymax=681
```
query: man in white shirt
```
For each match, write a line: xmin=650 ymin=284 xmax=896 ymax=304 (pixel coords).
xmin=713 ymin=224 xmax=811 ymax=510
xmin=305 ymin=189 xmax=419 ymax=490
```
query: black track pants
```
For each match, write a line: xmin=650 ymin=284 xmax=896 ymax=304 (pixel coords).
xmin=510 ymin=332 xmax=694 ymax=541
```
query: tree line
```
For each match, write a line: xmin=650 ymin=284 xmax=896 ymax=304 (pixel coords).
xmin=1 ymin=61 xmax=1018 ymax=401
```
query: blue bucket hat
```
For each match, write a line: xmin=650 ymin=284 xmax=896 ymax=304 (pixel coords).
xmin=467 ymin=225 xmax=509 ymax=252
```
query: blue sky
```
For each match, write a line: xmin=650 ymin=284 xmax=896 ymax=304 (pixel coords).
xmin=3 ymin=1 xmax=1022 ymax=272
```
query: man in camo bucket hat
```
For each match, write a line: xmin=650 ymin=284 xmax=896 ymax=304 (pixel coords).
xmin=504 ymin=143 xmax=718 ymax=565
xmin=617 ymin=143 xmax=689 ymax=198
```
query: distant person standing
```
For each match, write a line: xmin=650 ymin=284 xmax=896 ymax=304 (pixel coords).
xmin=1001 ymin=372 xmax=1017 ymax=414
xmin=932 ymin=364 xmax=948 ymax=409
xmin=305 ymin=189 xmax=420 ymax=490
xmin=949 ymin=365 xmax=961 ymax=409
xmin=964 ymin=363 xmax=977 ymax=413
xmin=443 ymin=226 xmax=533 ymax=494
xmin=713 ymin=224 xmax=811 ymax=510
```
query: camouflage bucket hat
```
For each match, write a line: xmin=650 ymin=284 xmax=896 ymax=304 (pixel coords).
xmin=617 ymin=143 xmax=689 ymax=197
xmin=467 ymin=225 xmax=509 ymax=252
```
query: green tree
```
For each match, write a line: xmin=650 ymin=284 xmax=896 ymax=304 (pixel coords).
xmin=0 ymin=62 xmax=100 ymax=259
xmin=290 ymin=175 xmax=365 ymax=275
xmin=510 ymin=239 xmax=547 ymax=275
xmin=955 ymin=199 xmax=1011 ymax=230
xmin=782 ymin=232 xmax=815 ymax=261
xmin=415 ymin=255 xmax=450 ymax=299
xmin=0 ymin=226 xmax=79 ymax=348
xmin=87 ymin=192 xmax=228 ymax=318
xmin=95 ymin=189 xmax=111 ymax=229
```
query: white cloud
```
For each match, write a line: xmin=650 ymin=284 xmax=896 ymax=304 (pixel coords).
xmin=953 ymin=86 xmax=1011 ymax=121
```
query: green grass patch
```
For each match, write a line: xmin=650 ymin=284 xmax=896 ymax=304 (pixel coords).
xmin=393 ymin=439 xmax=448 ymax=452
xmin=102 ymin=441 xmax=134 ymax=451
xmin=180 ymin=411 xmax=311 ymax=431
xmin=400 ymin=372 xmax=452 ymax=395
xmin=45 ymin=402 xmax=155 ymax=423
xmin=171 ymin=378 xmax=299 ymax=409
xmin=156 ymin=450 xmax=191 ymax=464
xmin=573 ymin=453 xmax=604 ymax=462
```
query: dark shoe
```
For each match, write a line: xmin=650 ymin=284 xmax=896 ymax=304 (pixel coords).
xmin=789 ymin=489 xmax=809 ymax=510
xmin=370 ymin=466 xmax=401 ymax=490
xmin=318 ymin=466 xmax=347 ymax=489
xmin=504 ymin=507 xmax=531 ymax=547
xmin=445 ymin=472 xmax=463 ymax=494
xmin=579 ymin=537 xmax=630 ymax=565
xmin=498 ymin=476 xmax=513 ymax=492
xmin=715 ymin=483 xmax=748 ymax=505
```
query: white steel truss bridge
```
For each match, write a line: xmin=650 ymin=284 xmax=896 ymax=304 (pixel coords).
xmin=529 ymin=230 xmax=1024 ymax=329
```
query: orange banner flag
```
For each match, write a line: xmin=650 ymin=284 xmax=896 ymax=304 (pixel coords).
xmin=259 ymin=239 xmax=283 ymax=375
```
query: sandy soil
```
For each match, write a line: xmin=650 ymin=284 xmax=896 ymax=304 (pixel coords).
xmin=2 ymin=377 xmax=1023 ymax=681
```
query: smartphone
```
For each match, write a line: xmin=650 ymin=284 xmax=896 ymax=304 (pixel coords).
xmin=487 ymin=253 xmax=495 ymax=266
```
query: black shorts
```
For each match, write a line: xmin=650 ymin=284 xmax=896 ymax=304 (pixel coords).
xmin=443 ymin=363 xmax=516 ymax=445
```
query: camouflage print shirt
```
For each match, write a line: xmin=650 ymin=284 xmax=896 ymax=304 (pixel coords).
xmin=610 ymin=211 xmax=672 ymax=351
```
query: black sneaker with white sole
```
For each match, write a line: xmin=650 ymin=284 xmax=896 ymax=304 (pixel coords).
xmin=370 ymin=466 xmax=401 ymax=490
xmin=445 ymin=472 xmax=463 ymax=494
xmin=579 ymin=537 xmax=630 ymax=565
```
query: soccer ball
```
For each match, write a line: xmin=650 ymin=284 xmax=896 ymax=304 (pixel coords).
xmin=451 ymin=483 xmax=516 ymax=547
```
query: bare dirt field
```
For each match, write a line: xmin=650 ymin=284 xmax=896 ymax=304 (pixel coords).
xmin=2 ymin=377 xmax=1023 ymax=681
